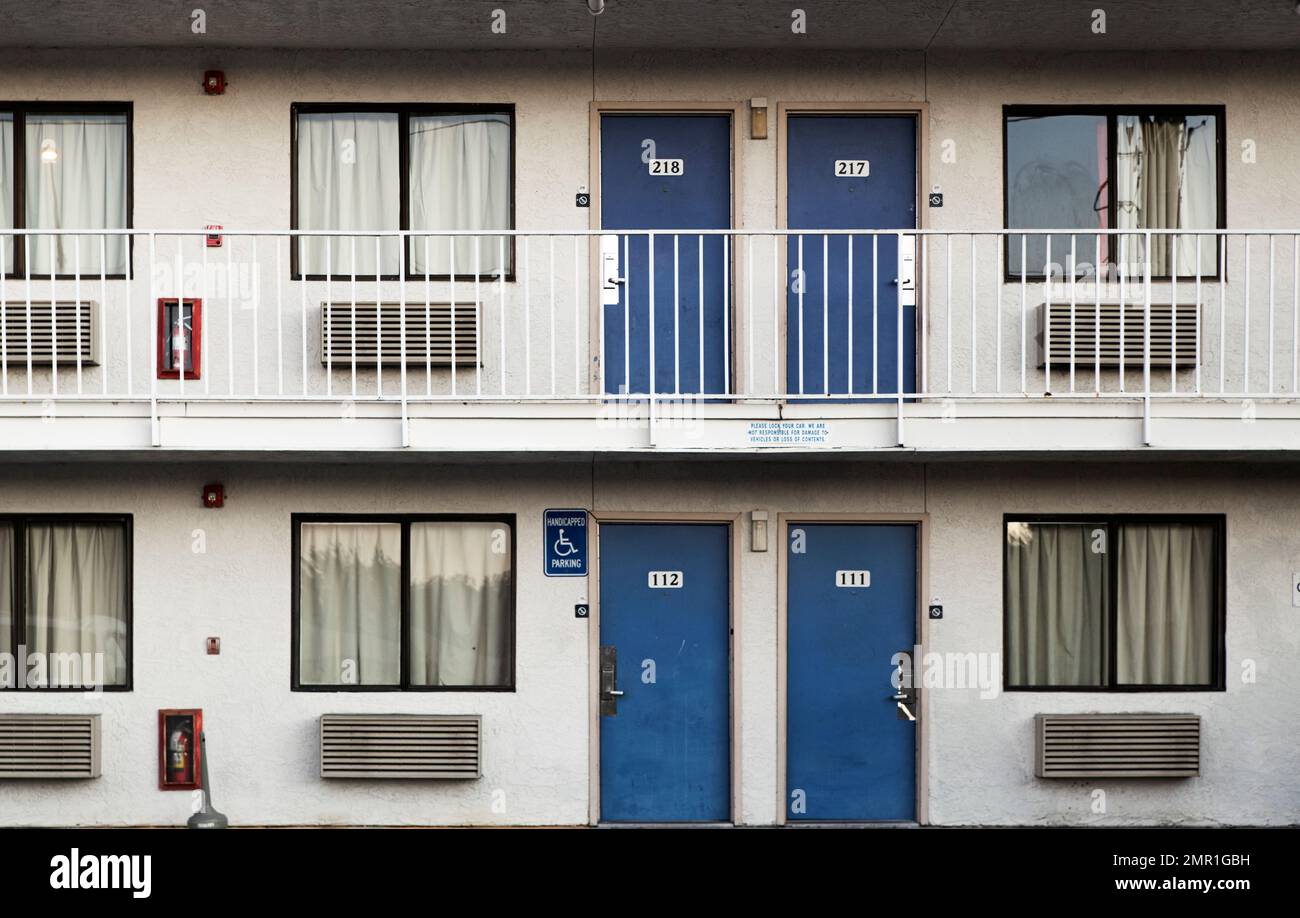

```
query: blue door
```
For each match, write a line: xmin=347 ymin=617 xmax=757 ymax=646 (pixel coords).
xmin=786 ymin=115 xmax=917 ymax=397
xmin=786 ymin=523 xmax=917 ymax=821
xmin=599 ymin=523 xmax=730 ymax=822
xmin=600 ymin=114 xmax=731 ymax=395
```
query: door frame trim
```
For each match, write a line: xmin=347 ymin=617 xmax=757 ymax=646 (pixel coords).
xmin=774 ymin=103 xmax=929 ymax=398
xmin=588 ymin=103 xmax=747 ymax=397
xmin=775 ymin=512 xmax=931 ymax=826
xmin=588 ymin=510 xmax=743 ymax=826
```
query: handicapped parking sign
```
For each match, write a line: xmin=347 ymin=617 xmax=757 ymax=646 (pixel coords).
xmin=544 ymin=509 xmax=589 ymax=577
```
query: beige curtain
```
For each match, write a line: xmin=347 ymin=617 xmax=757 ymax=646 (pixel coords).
xmin=408 ymin=114 xmax=510 ymax=276
xmin=1117 ymin=115 xmax=1216 ymax=277
xmin=25 ymin=114 xmax=129 ymax=275
xmin=0 ymin=524 xmax=12 ymax=658
xmin=409 ymin=521 xmax=512 ymax=686
xmin=297 ymin=113 xmax=401 ymax=275
xmin=1006 ymin=522 xmax=1109 ymax=687
xmin=1117 ymin=522 xmax=1215 ymax=685
xmin=25 ymin=522 xmax=128 ymax=687
xmin=1 ymin=114 xmax=11 ymax=273
xmin=299 ymin=522 xmax=401 ymax=685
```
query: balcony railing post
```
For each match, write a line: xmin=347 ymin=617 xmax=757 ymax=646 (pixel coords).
xmin=1143 ymin=229 xmax=1152 ymax=446
xmin=398 ymin=231 xmax=408 ymax=448
xmin=147 ymin=233 xmax=159 ymax=446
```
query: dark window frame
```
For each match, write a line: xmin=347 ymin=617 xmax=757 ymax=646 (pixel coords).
xmin=0 ymin=101 xmax=135 ymax=281
xmin=1002 ymin=104 xmax=1227 ymax=282
xmin=289 ymin=102 xmax=517 ymax=282
xmin=290 ymin=512 xmax=517 ymax=692
xmin=0 ymin=512 xmax=134 ymax=692
xmin=1001 ymin=513 xmax=1226 ymax=693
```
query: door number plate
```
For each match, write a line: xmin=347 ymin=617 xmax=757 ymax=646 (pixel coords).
xmin=648 ymin=570 xmax=684 ymax=588
xmin=835 ymin=570 xmax=871 ymax=587
xmin=834 ymin=159 xmax=870 ymax=177
xmin=648 ymin=158 xmax=684 ymax=176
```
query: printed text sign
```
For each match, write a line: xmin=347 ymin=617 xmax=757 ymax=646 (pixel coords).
xmin=544 ymin=509 xmax=588 ymax=577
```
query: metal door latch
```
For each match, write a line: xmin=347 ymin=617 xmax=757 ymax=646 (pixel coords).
xmin=600 ymin=645 xmax=624 ymax=716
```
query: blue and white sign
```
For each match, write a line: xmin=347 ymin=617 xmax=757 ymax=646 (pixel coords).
xmin=544 ymin=509 xmax=588 ymax=577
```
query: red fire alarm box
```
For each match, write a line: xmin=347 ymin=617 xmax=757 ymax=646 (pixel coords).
xmin=203 ymin=70 xmax=226 ymax=95
xmin=204 ymin=224 xmax=223 ymax=247
xmin=157 ymin=298 xmax=202 ymax=380
xmin=159 ymin=709 xmax=203 ymax=791
xmin=202 ymin=482 xmax=224 ymax=508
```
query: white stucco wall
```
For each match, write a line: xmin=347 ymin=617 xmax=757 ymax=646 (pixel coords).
xmin=0 ymin=458 xmax=1296 ymax=826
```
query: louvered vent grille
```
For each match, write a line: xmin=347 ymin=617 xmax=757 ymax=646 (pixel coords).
xmin=1037 ymin=302 xmax=1198 ymax=368
xmin=320 ymin=714 xmax=482 ymax=780
xmin=321 ymin=303 xmax=479 ymax=366
xmin=1035 ymin=714 xmax=1200 ymax=778
xmin=0 ymin=301 xmax=99 ymax=365
xmin=0 ymin=714 xmax=102 ymax=779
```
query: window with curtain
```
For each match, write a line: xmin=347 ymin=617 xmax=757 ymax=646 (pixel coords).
xmin=0 ymin=106 xmax=130 ymax=277
xmin=295 ymin=516 xmax=514 ymax=690
xmin=0 ymin=517 xmax=131 ymax=690
xmin=1004 ymin=516 xmax=1223 ymax=690
xmin=293 ymin=106 xmax=513 ymax=278
xmin=1004 ymin=106 xmax=1222 ymax=279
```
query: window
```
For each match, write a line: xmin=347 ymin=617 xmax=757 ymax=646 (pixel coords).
xmin=293 ymin=515 xmax=515 ymax=690
xmin=0 ymin=104 xmax=131 ymax=278
xmin=291 ymin=104 xmax=513 ymax=279
xmin=1004 ymin=515 xmax=1224 ymax=691
xmin=1003 ymin=106 xmax=1223 ymax=279
xmin=0 ymin=516 xmax=132 ymax=690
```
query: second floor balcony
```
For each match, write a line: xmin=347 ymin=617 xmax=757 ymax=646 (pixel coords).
xmin=2 ymin=227 xmax=1298 ymax=457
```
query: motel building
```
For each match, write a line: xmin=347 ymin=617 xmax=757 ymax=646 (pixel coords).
xmin=0 ymin=0 xmax=1297 ymax=829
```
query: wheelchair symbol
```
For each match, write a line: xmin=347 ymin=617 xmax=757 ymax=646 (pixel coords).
xmin=553 ymin=529 xmax=578 ymax=557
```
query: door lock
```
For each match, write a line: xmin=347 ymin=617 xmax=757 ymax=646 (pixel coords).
xmin=600 ymin=645 xmax=624 ymax=716
xmin=891 ymin=650 xmax=918 ymax=721
xmin=600 ymin=235 xmax=625 ymax=306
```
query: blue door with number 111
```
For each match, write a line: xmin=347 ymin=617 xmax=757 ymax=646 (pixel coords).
xmin=787 ymin=523 xmax=917 ymax=820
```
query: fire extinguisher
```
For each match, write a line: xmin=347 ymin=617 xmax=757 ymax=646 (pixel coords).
xmin=169 ymin=726 xmax=192 ymax=784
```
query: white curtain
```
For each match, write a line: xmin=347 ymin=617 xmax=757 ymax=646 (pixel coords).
xmin=0 ymin=524 xmax=12 ymax=658
xmin=1117 ymin=523 xmax=1215 ymax=685
xmin=1177 ymin=117 xmax=1217 ymax=275
xmin=1 ymin=115 xmax=12 ymax=273
xmin=409 ymin=521 xmax=512 ymax=686
xmin=299 ymin=522 xmax=401 ymax=685
xmin=1006 ymin=522 xmax=1109 ymax=687
xmin=409 ymin=114 xmax=510 ymax=276
xmin=297 ymin=113 xmax=400 ymax=275
xmin=25 ymin=114 xmax=128 ymax=275
xmin=25 ymin=523 xmax=128 ymax=688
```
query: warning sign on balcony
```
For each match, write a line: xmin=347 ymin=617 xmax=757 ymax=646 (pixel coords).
xmin=746 ymin=421 xmax=830 ymax=446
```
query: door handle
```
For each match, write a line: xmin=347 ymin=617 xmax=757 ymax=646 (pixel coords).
xmin=891 ymin=650 xmax=918 ymax=721
xmin=600 ymin=645 xmax=623 ymax=716
xmin=600 ymin=235 xmax=624 ymax=306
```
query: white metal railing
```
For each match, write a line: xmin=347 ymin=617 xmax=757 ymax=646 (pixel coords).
xmin=1 ymin=228 xmax=1297 ymax=426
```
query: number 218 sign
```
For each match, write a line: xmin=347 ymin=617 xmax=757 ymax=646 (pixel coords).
xmin=648 ymin=158 xmax=684 ymax=176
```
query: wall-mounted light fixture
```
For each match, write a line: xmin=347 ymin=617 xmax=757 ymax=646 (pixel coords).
xmin=587 ymin=0 xmax=606 ymax=15
xmin=751 ymin=510 xmax=769 ymax=552
xmin=750 ymin=98 xmax=769 ymax=140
